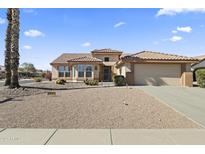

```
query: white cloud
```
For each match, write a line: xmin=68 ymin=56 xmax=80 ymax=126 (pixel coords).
xmin=172 ymin=30 xmax=178 ymax=34
xmin=170 ymin=36 xmax=182 ymax=42
xmin=177 ymin=26 xmax=192 ymax=33
xmin=24 ymin=29 xmax=45 ymax=37
xmin=200 ymin=25 xmax=204 ymax=28
xmin=81 ymin=42 xmax=91 ymax=47
xmin=23 ymin=45 xmax=32 ymax=50
xmin=113 ymin=22 xmax=126 ymax=28
xmin=0 ymin=17 xmax=5 ymax=25
xmin=156 ymin=8 xmax=205 ymax=17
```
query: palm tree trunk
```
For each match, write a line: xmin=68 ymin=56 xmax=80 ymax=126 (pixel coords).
xmin=10 ymin=8 xmax=20 ymax=88
xmin=4 ymin=8 xmax=12 ymax=86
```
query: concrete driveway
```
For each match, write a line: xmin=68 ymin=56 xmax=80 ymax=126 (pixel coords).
xmin=137 ymin=86 xmax=205 ymax=127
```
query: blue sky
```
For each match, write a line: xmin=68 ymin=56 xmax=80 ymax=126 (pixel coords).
xmin=0 ymin=8 xmax=205 ymax=70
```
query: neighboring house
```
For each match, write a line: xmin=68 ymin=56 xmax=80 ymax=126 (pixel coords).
xmin=0 ymin=65 xmax=5 ymax=79
xmin=51 ymin=49 xmax=198 ymax=86
xmin=191 ymin=55 xmax=205 ymax=71
xmin=0 ymin=65 xmax=5 ymax=72
xmin=191 ymin=55 xmax=205 ymax=81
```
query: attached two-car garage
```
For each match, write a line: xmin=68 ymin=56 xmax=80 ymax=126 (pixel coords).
xmin=118 ymin=51 xmax=198 ymax=87
xmin=134 ymin=64 xmax=182 ymax=86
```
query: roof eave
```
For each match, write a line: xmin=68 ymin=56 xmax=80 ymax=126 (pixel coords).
xmin=91 ymin=51 xmax=123 ymax=54
xmin=67 ymin=61 xmax=103 ymax=63
xmin=120 ymin=58 xmax=199 ymax=63
xmin=191 ymin=58 xmax=205 ymax=67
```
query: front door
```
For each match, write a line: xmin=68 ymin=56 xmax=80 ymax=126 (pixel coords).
xmin=103 ymin=66 xmax=111 ymax=82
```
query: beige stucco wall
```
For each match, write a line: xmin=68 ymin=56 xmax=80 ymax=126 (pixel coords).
xmin=93 ymin=64 xmax=100 ymax=80
xmin=121 ymin=63 xmax=132 ymax=77
xmin=113 ymin=65 xmax=118 ymax=75
xmin=52 ymin=65 xmax=59 ymax=80
xmin=181 ymin=72 xmax=193 ymax=87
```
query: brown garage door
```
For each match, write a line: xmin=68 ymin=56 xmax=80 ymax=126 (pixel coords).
xmin=134 ymin=64 xmax=182 ymax=86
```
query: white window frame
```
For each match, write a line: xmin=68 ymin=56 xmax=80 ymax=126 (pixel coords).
xmin=78 ymin=64 xmax=85 ymax=78
xmin=85 ymin=65 xmax=92 ymax=78
xmin=58 ymin=66 xmax=65 ymax=77
xmin=65 ymin=66 xmax=71 ymax=77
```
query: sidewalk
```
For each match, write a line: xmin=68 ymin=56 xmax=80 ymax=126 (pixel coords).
xmin=0 ymin=129 xmax=205 ymax=145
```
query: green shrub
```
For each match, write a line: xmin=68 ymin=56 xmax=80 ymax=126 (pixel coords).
xmin=196 ymin=69 xmax=205 ymax=88
xmin=34 ymin=77 xmax=42 ymax=82
xmin=84 ymin=79 xmax=89 ymax=85
xmin=56 ymin=79 xmax=66 ymax=85
xmin=84 ymin=79 xmax=98 ymax=86
xmin=113 ymin=75 xmax=126 ymax=86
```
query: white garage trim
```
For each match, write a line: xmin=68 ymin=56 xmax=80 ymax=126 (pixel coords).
xmin=134 ymin=64 xmax=182 ymax=86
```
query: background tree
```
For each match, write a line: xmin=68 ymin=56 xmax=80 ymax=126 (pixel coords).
xmin=10 ymin=8 xmax=20 ymax=88
xmin=19 ymin=62 xmax=36 ymax=78
xmin=4 ymin=8 xmax=12 ymax=86
xmin=20 ymin=62 xmax=36 ymax=73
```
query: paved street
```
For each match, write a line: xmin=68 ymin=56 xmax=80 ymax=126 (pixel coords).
xmin=137 ymin=86 xmax=205 ymax=127
xmin=0 ymin=79 xmax=35 ymax=87
xmin=0 ymin=129 xmax=205 ymax=145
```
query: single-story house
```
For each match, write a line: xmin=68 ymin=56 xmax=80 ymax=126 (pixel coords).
xmin=50 ymin=49 xmax=199 ymax=87
xmin=191 ymin=55 xmax=205 ymax=71
xmin=51 ymin=49 xmax=123 ymax=82
xmin=191 ymin=55 xmax=205 ymax=81
xmin=0 ymin=65 xmax=5 ymax=79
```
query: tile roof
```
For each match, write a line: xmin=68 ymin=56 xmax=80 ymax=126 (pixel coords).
xmin=195 ymin=55 xmax=205 ymax=60
xmin=51 ymin=53 xmax=91 ymax=64
xmin=67 ymin=56 xmax=102 ymax=62
xmin=91 ymin=48 xmax=123 ymax=54
xmin=122 ymin=51 xmax=199 ymax=61
xmin=120 ymin=53 xmax=131 ymax=58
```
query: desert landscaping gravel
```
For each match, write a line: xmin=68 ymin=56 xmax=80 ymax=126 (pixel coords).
xmin=0 ymin=82 xmax=95 ymax=102
xmin=0 ymin=87 xmax=201 ymax=128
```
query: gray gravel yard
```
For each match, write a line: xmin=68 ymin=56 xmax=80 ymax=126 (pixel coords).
xmin=0 ymin=87 xmax=201 ymax=128
xmin=0 ymin=82 xmax=94 ymax=101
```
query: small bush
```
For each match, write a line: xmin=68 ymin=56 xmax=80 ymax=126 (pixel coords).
xmin=34 ymin=77 xmax=42 ymax=82
xmin=84 ymin=79 xmax=89 ymax=85
xmin=113 ymin=75 xmax=126 ymax=86
xmin=196 ymin=69 xmax=205 ymax=88
xmin=84 ymin=79 xmax=98 ymax=86
xmin=56 ymin=79 xmax=66 ymax=85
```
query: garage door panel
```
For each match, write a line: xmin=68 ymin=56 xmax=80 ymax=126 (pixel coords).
xmin=134 ymin=64 xmax=181 ymax=86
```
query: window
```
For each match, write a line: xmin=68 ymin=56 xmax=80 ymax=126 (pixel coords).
xmin=65 ymin=66 xmax=71 ymax=77
xmin=86 ymin=65 xmax=92 ymax=77
xmin=78 ymin=65 xmax=84 ymax=77
xmin=104 ymin=57 xmax=109 ymax=62
xmin=95 ymin=66 xmax=98 ymax=71
xmin=58 ymin=66 xmax=64 ymax=77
